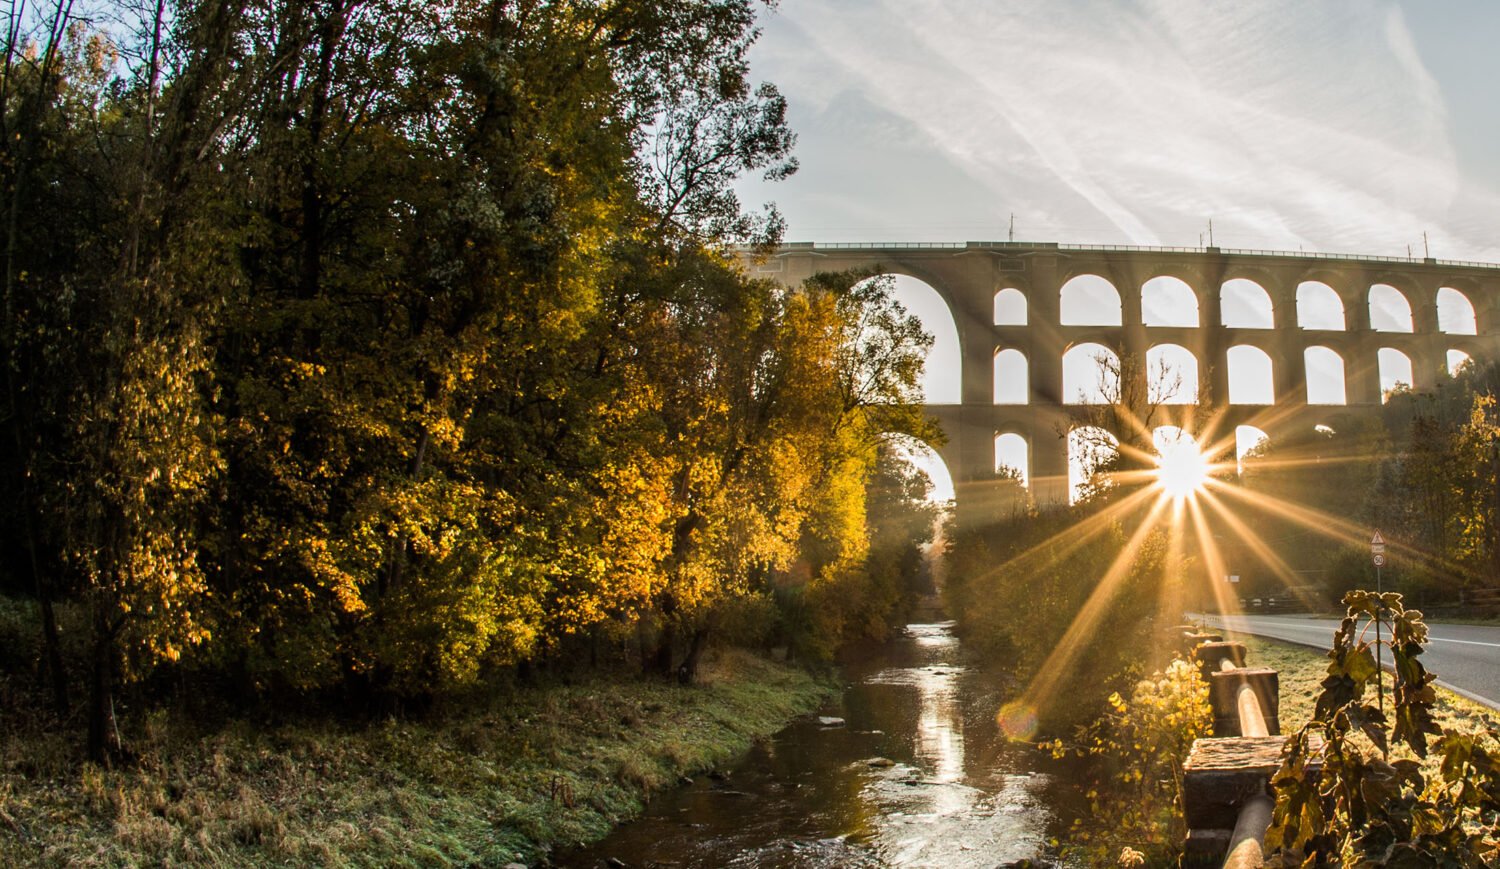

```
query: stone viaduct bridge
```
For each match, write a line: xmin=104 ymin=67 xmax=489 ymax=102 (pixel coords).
xmin=751 ymin=242 xmax=1500 ymax=514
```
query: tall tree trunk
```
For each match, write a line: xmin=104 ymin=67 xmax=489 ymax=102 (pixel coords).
xmin=380 ymin=426 xmax=429 ymax=598
xmin=123 ymin=0 xmax=167 ymax=277
xmin=5 ymin=405 xmax=68 ymax=715
xmin=86 ymin=605 xmax=121 ymax=765
xmin=0 ymin=0 xmax=77 ymax=721
xmin=676 ymin=626 xmax=709 ymax=685
xmin=652 ymin=620 xmax=675 ymax=678
xmin=296 ymin=0 xmax=355 ymax=301
xmin=37 ymin=580 xmax=67 ymax=716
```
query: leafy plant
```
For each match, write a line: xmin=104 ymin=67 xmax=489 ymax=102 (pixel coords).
xmin=1048 ymin=657 xmax=1212 ymax=865
xmin=1265 ymin=590 xmax=1500 ymax=866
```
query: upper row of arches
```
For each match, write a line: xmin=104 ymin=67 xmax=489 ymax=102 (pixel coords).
xmin=993 ymin=277 xmax=1479 ymax=335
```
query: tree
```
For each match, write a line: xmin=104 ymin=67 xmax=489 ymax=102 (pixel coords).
xmin=0 ymin=1 xmax=239 ymax=759
xmin=0 ymin=0 xmax=951 ymax=758
xmin=1062 ymin=348 xmax=1209 ymax=504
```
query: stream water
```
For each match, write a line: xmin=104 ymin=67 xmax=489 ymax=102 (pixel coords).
xmin=564 ymin=621 xmax=1088 ymax=867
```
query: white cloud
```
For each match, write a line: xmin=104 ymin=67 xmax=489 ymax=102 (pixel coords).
xmin=741 ymin=0 xmax=1500 ymax=261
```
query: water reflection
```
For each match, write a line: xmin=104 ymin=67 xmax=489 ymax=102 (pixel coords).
xmin=565 ymin=621 xmax=1068 ymax=868
xmin=862 ymin=623 xmax=1046 ymax=865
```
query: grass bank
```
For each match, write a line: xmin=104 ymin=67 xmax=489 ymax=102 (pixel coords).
xmin=1 ymin=649 xmax=832 ymax=867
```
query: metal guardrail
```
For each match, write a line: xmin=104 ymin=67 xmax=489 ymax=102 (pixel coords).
xmin=772 ymin=241 xmax=1500 ymax=271
xmin=1436 ymin=259 xmax=1500 ymax=269
xmin=1461 ymin=587 xmax=1500 ymax=608
xmin=783 ymin=241 xmax=966 ymax=250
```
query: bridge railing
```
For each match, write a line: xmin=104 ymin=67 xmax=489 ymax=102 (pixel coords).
xmin=764 ymin=241 xmax=1500 ymax=271
xmin=1179 ymin=632 xmax=1298 ymax=868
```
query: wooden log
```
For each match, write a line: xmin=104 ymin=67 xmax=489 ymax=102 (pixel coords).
xmin=1182 ymin=736 xmax=1288 ymax=830
xmin=1224 ymin=794 xmax=1274 ymax=869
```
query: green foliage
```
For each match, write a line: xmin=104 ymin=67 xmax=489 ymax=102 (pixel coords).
xmin=1050 ymin=658 xmax=1213 ymax=865
xmin=0 ymin=0 xmax=940 ymax=759
xmin=1240 ymin=370 xmax=1500 ymax=609
xmin=1265 ymin=591 xmax=1500 ymax=866
xmin=945 ymin=500 xmax=1175 ymax=730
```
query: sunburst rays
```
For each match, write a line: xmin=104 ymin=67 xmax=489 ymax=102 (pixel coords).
xmin=993 ymin=401 xmax=1458 ymax=734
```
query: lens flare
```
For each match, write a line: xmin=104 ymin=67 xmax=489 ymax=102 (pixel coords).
xmin=1156 ymin=438 xmax=1209 ymax=500
xmin=997 ymin=701 xmax=1039 ymax=741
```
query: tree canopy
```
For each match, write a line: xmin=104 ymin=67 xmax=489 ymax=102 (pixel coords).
xmin=0 ymin=0 xmax=939 ymax=760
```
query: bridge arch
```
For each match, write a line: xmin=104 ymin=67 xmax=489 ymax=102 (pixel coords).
xmin=994 ymin=287 xmax=1028 ymax=326
xmin=1142 ymin=276 xmax=1199 ymax=327
xmin=993 ymin=348 xmax=1029 ymax=404
xmin=1448 ymin=348 xmax=1474 ymax=374
xmin=1303 ymin=331 xmax=1360 ymax=357
xmin=1146 ymin=343 xmax=1199 ymax=404
xmin=1438 ymin=276 xmax=1488 ymax=331
xmin=1063 ymin=342 xmax=1122 ymax=404
xmin=1060 ymin=274 xmax=1123 ymax=326
xmin=1437 ymin=286 xmax=1478 ymax=335
xmin=1235 ymin=425 xmax=1271 ymax=475
xmin=866 ymin=272 xmax=962 ymax=405
xmin=1220 ymin=278 xmax=1275 ymax=329
xmin=1297 ymin=281 xmax=1346 ymax=330
xmin=1305 ymin=345 xmax=1347 ymax=405
xmin=1377 ymin=347 xmax=1414 ymax=400
xmin=1068 ymin=425 xmax=1118 ymax=504
xmin=1368 ymin=283 xmax=1415 ymax=333
xmin=1226 ymin=344 xmax=1275 ymax=405
xmin=994 ymin=432 xmax=1030 ymax=487
xmin=881 ymin=432 xmax=955 ymax=504
xmin=752 ymin=242 xmax=1500 ymax=518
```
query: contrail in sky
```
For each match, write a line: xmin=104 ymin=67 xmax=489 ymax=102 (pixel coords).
xmin=741 ymin=0 xmax=1499 ymax=261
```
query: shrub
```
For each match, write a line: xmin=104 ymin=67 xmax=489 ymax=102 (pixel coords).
xmin=1050 ymin=657 xmax=1212 ymax=864
xmin=1266 ymin=590 xmax=1500 ymax=866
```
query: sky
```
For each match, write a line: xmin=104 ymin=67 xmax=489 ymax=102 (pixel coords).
xmin=736 ymin=0 xmax=1500 ymax=261
xmin=733 ymin=1 xmax=1500 ymax=502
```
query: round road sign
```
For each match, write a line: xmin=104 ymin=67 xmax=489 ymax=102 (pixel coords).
xmin=1373 ymin=553 xmax=1387 ymax=568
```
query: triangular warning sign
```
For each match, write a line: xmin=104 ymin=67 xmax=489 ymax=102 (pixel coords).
xmin=1372 ymin=530 xmax=1385 ymax=545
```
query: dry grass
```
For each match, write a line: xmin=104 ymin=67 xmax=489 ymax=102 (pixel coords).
xmin=1230 ymin=633 xmax=1499 ymax=778
xmin=0 ymin=649 xmax=832 ymax=868
xmin=1234 ymin=633 xmax=1499 ymax=733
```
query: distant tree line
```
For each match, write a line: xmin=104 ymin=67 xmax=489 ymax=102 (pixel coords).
xmin=1242 ymin=363 xmax=1500 ymax=607
xmin=0 ymin=0 xmax=939 ymax=762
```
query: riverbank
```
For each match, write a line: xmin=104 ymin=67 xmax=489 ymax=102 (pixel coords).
xmin=568 ymin=619 xmax=1078 ymax=867
xmin=0 ymin=649 xmax=833 ymax=867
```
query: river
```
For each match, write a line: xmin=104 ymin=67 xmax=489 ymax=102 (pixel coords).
xmin=564 ymin=621 xmax=1088 ymax=867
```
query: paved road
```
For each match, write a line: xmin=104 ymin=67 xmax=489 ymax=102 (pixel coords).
xmin=1197 ymin=613 xmax=1500 ymax=710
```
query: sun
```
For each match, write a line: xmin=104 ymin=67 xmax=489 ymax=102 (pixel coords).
xmin=1155 ymin=438 xmax=1209 ymax=501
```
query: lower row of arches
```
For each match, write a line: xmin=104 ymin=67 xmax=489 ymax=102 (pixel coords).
xmin=992 ymin=425 xmax=1287 ymax=505
xmin=991 ymin=344 xmax=1474 ymax=407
